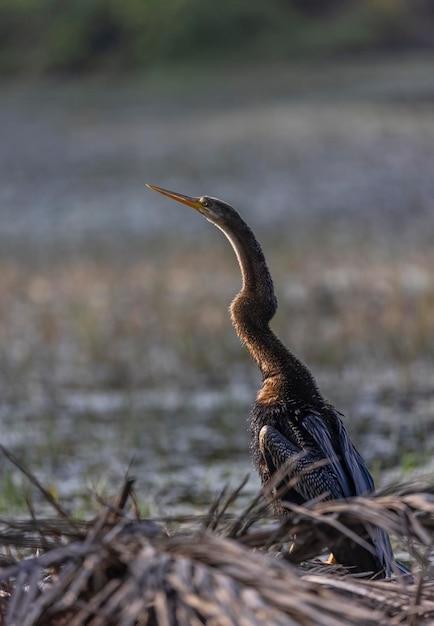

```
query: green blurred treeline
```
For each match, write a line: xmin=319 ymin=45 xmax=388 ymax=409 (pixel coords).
xmin=2 ymin=0 xmax=434 ymax=75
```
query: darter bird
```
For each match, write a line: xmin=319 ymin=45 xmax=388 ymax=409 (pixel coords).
xmin=146 ymin=183 xmax=397 ymax=577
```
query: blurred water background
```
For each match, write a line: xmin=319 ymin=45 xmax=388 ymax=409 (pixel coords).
xmin=1 ymin=0 xmax=434 ymax=515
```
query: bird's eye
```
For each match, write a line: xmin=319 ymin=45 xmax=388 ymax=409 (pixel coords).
xmin=200 ymin=197 xmax=209 ymax=207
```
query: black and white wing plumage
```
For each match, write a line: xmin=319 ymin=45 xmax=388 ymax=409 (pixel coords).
xmin=302 ymin=411 xmax=394 ymax=576
xmin=259 ymin=424 xmax=344 ymax=502
xmin=302 ymin=412 xmax=372 ymax=497
xmin=258 ymin=408 xmax=395 ymax=576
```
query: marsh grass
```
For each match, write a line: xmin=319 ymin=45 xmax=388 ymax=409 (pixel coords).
xmin=1 ymin=240 xmax=433 ymax=394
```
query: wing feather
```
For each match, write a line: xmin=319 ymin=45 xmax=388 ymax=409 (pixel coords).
xmin=302 ymin=411 xmax=394 ymax=576
xmin=260 ymin=425 xmax=344 ymax=501
xmin=334 ymin=417 xmax=375 ymax=494
xmin=302 ymin=413 xmax=353 ymax=496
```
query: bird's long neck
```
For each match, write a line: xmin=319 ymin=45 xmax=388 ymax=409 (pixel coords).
xmin=216 ymin=213 xmax=320 ymax=402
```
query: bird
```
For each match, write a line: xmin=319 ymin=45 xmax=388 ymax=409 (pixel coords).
xmin=146 ymin=183 xmax=396 ymax=577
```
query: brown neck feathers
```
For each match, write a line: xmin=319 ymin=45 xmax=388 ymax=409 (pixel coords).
xmin=216 ymin=212 xmax=320 ymax=401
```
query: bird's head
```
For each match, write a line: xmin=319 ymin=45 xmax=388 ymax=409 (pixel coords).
xmin=146 ymin=184 xmax=235 ymax=227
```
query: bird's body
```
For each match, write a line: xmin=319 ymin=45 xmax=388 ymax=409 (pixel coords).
xmin=251 ymin=399 xmax=394 ymax=574
xmin=147 ymin=184 xmax=396 ymax=577
xmin=252 ymin=399 xmax=346 ymax=509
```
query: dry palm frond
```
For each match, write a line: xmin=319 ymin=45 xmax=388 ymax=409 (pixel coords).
xmin=0 ymin=449 xmax=433 ymax=625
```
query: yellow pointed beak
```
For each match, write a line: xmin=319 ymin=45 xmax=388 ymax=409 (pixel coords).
xmin=145 ymin=183 xmax=202 ymax=210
